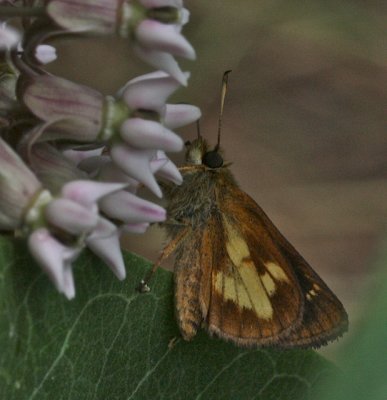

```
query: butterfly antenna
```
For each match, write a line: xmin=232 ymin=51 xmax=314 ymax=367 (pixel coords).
xmin=215 ymin=70 xmax=232 ymax=151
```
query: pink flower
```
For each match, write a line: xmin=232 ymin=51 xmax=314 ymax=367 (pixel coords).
xmin=99 ymin=190 xmax=166 ymax=224
xmin=28 ymin=229 xmax=81 ymax=299
xmin=164 ymin=104 xmax=202 ymax=129
xmin=0 ymin=138 xmax=42 ymax=230
xmin=109 ymin=70 xmax=200 ymax=196
xmin=35 ymin=44 xmax=57 ymax=64
xmin=21 ymin=75 xmax=104 ymax=143
xmin=0 ymin=23 xmax=20 ymax=49
xmin=25 ymin=179 xmax=128 ymax=297
xmin=45 ymin=0 xmax=194 ymax=83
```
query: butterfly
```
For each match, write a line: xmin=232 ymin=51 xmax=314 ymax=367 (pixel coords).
xmin=139 ymin=72 xmax=348 ymax=348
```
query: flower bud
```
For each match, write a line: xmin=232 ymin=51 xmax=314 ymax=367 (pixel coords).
xmin=44 ymin=198 xmax=99 ymax=235
xmin=120 ymin=118 xmax=183 ymax=152
xmin=0 ymin=24 xmax=20 ymax=49
xmin=26 ymin=143 xmax=87 ymax=194
xmin=135 ymin=20 xmax=195 ymax=59
xmin=46 ymin=0 xmax=122 ymax=34
xmin=21 ymin=75 xmax=105 ymax=142
xmin=153 ymin=150 xmax=182 ymax=184
xmin=123 ymin=70 xmax=186 ymax=113
xmin=28 ymin=228 xmax=80 ymax=299
xmin=110 ymin=144 xmax=163 ymax=197
xmin=122 ymin=222 xmax=150 ymax=234
xmin=164 ymin=104 xmax=201 ymax=129
xmin=99 ymin=190 xmax=166 ymax=224
xmin=0 ymin=138 xmax=42 ymax=230
xmin=85 ymin=217 xmax=126 ymax=280
xmin=45 ymin=0 xmax=194 ymax=83
xmin=35 ymin=45 xmax=57 ymax=64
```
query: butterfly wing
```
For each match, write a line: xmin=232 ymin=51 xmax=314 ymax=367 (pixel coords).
xmin=203 ymin=183 xmax=348 ymax=347
xmin=174 ymin=226 xmax=211 ymax=341
xmin=275 ymin=241 xmax=349 ymax=347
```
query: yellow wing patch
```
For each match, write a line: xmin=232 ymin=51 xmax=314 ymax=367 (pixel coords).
xmin=213 ymin=217 xmax=292 ymax=320
xmin=225 ymin=223 xmax=250 ymax=266
xmin=261 ymin=273 xmax=276 ymax=296
xmin=264 ymin=261 xmax=289 ymax=282
xmin=214 ymin=260 xmax=273 ymax=319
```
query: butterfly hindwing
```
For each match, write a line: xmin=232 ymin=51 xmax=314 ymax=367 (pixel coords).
xmin=174 ymin=222 xmax=220 ymax=341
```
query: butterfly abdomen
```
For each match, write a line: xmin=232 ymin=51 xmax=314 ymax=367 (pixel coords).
xmin=174 ymin=240 xmax=204 ymax=340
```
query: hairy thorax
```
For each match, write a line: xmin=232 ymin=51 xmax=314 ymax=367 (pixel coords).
xmin=163 ymin=166 xmax=236 ymax=234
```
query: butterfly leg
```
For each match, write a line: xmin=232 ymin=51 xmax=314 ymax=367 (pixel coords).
xmin=137 ymin=227 xmax=190 ymax=293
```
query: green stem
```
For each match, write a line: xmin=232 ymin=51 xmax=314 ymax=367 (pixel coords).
xmin=0 ymin=6 xmax=46 ymax=18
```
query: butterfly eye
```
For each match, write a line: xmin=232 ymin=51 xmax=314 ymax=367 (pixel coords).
xmin=185 ymin=140 xmax=191 ymax=147
xmin=202 ymin=151 xmax=223 ymax=168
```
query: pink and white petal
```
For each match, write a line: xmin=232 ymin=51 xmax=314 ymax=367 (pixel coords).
xmin=164 ymin=104 xmax=201 ymax=129
xmin=110 ymin=144 xmax=162 ymax=197
xmin=35 ymin=45 xmax=57 ymax=64
xmin=150 ymin=157 xmax=168 ymax=173
xmin=63 ymin=147 xmax=104 ymax=165
xmin=100 ymin=190 xmax=166 ymax=223
xmin=134 ymin=46 xmax=188 ymax=86
xmin=97 ymin=161 xmax=140 ymax=192
xmin=28 ymin=228 xmax=80 ymax=299
xmin=0 ymin=24 xmax=20 ymax=49
xmin=61 ymin=262 xmax=76 ymax=300
xmin=62 ymin=180 xmax=127 ymax=207
xmin=45 ymin=198 xmax=99 ymax=235
xmin=122 ymin=222 xmax=150 ymax=234
xmin=136 ymin=20 xmax=195 ymax=60
xmin=23 ymin=75 xmax=104 ymax=129
xmin=123 ymin=70 xmax=186 ymax=112
xmin=179 ymin=8 xmax=190 ymax=25
xmin=120 ymin=118 xmax=183 ymax=152
xmin=154 ymin=151 xmax=182 ymax=184
xmin=86 ymin=218 xmax=126 ymax=280
xmin=164 ymin=104 xmax=202 ymax=129
xmin=47 ymin=0 xmax=118 ymax=34
xmin=122 ymin=70 xmax=168 ymax=86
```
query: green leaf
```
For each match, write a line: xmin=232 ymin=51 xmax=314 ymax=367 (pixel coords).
xmin=317 ymin=243 xmax=387 ymax=400
xmin=0 ymin=236 xmax=336 ymax=400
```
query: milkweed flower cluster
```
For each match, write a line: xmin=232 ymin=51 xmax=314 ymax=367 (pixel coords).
xmin=0 ymin=0 xmax=200 ymax=298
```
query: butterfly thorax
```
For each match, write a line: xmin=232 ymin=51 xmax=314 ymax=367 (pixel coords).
xmin=163 ymin=137 xmax=237 ymax=235
xmin=164 ymin=166 xmax=236 ymax=233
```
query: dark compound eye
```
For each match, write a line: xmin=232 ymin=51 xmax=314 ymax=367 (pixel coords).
xmin=202 ymin=151 xmax=223 ymax=168
xmin=184 ymin=140 xmax=191 ymax=147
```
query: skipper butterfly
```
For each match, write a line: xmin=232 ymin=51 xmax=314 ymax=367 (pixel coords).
xmin=139 ymin=72 xmax=348 ymax=348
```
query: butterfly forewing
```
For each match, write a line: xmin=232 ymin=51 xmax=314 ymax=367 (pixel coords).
xmin=209 ymin=183 xmax=348 ymax=347
xmin=275 ymin=242 xmax=348 ymax=347
xmin=202 ymin=184 xmax=307 ymax=346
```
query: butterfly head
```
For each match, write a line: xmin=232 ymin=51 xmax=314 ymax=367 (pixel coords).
xmin=185 ymin=137 xmax=224 ymax=169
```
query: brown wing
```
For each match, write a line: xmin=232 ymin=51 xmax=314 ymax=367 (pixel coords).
xmin=275 ymin=242 xmax=348 ymax=348
xmin=202 ymin=186 xmax=306 ymax=346
xmin=173 ymin=214 xmax=305 ymax=345
xmin=205 ymin=183 xmax=348 ymax=347
xmin=173 ymin=226 xmax=212 ymax=341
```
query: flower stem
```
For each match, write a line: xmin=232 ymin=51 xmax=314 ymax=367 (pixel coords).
xmin=0 ymin=6 xmax=46 ymax=18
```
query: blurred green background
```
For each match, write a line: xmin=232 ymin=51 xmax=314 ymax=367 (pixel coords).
xmin=48 ymin=0 xmax=387 ymax=359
